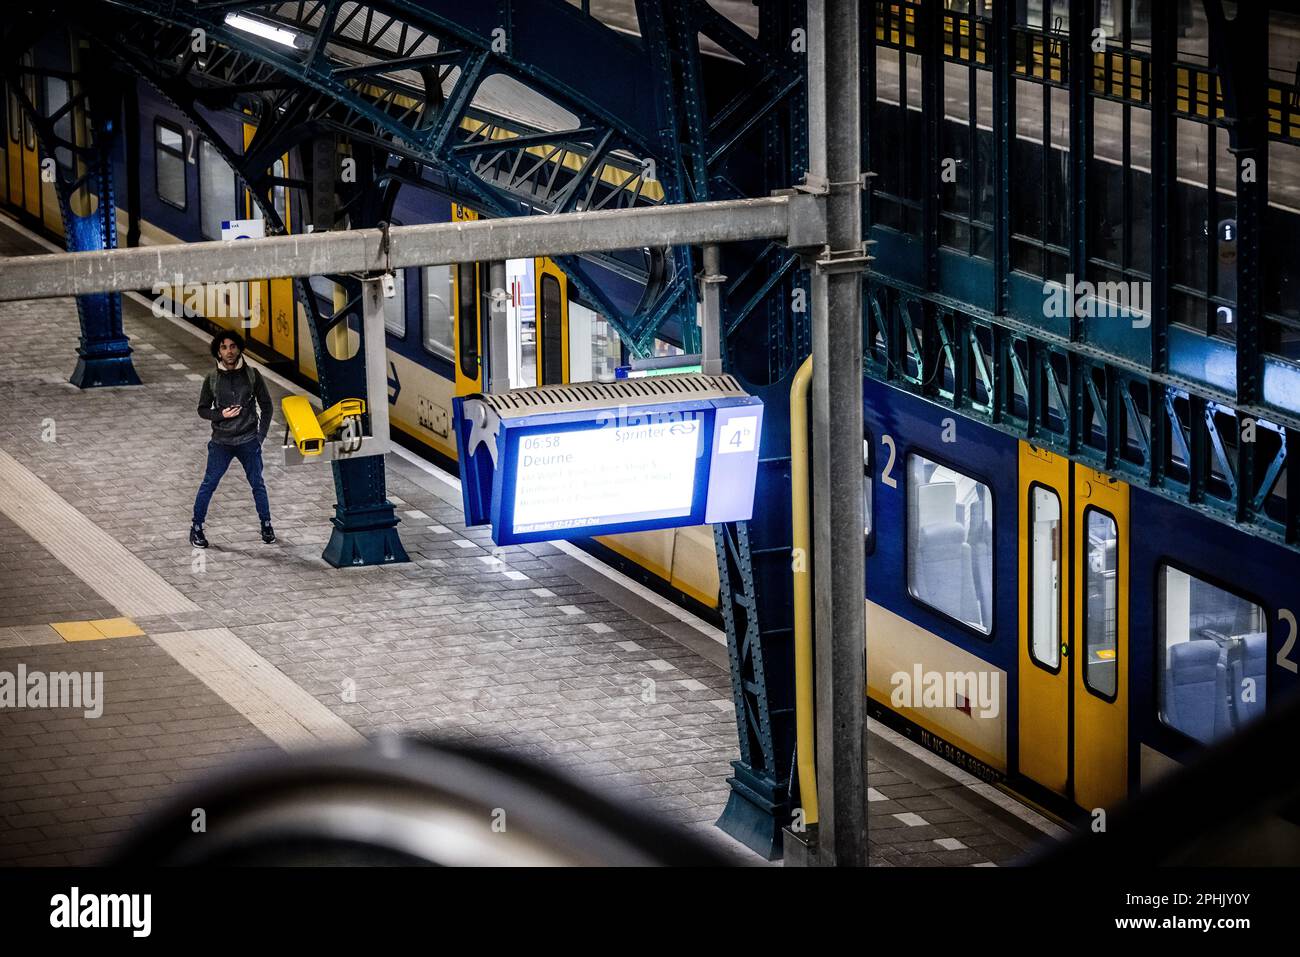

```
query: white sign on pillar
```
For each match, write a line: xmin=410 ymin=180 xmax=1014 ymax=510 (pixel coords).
xmin=222 ymin=219 xmax=266 ymax=328
xmin=220 ymin=219 xmax=266 ymax=242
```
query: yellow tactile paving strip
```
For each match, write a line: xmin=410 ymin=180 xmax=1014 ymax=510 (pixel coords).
xmin=0 ymin=446 xmax=363 ymax=751
xmin=51 ymin=617 xmax=146 ymax=642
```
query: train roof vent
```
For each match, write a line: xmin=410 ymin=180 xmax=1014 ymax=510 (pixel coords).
xmin=476 ymin=374 xmax=747 ymax=417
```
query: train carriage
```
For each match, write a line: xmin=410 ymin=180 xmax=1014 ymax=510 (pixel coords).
xmin=862 ymin=374 xmax=1300 ymax=821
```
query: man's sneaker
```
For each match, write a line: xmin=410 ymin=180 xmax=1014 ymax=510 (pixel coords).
xmin=189 ymin=525 xmax=208 ymax=549
xmin=260 ymin=521 xmax=277 ymax=544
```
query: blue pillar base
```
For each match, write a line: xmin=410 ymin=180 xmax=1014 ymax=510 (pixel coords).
xmin=70 ymin=345 xmax=141 ymax=389
xmin=322 ymin=503 xmax=409 ymax=567
xmin=715 ymin=760 xmax=790 ymax=861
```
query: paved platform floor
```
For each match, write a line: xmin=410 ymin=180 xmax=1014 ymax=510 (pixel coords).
xmin=0 ymin=217 xmax=1063 ymax=866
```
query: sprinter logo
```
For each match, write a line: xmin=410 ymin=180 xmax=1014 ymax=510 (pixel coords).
xmin=50 ymin=888 xmax=151 ymax=938
xmin=889 ymin=666 xmax=1000 ymax=719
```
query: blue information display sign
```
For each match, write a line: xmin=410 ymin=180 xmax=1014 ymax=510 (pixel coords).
xmin=453 ymin=376 xmax=763 ymax=546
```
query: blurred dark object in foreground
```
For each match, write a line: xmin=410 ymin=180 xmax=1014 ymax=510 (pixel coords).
xmin=1037 ymin=688 xmax=1300 ymax=866
xmin=109 ymin=738 xmax=735 ymax=867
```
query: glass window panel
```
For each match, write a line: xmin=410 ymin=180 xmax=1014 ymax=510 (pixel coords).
xmin=383 ymin=267 xmax=406 ymax=337
xmin=507 ymin=258 xmax=536 ymax=389
xmin=21 ymin=62 xmax=34 ymax=151
xmin=905 ymin=52 xmax=922 ymax=112
xmin=863 ymin=436 xmax=873 ymax=538
xmin=1176 ymin=0 xmax=1208 ymax=64
xmin=1089 ymin=97 xmax=1124 ymax=267
xmin=1096 ymin=0 xmax=1121 ymax=43
xmin=943 ymin=61 xmax=971 ymax=125
xmin=876 ymin=45 xmax=901 ymax=104
xmin=906 ymin=453 xmax=993 ymax=634
xmin=421 ymin=264 xmax=454 ymax=360
xmin=1030 ymin=486 xmax=1062 ymax=669
xmin=973 ymin=68 xmax=994 ymax=229
xmin=457 ymin=263 xmax=479 ymax=379
xmin=1158 ymin=565 xmax=1266 ymax=745
xmin=1020 ymin=0 xmax=1070 ymax=31
xmin=1173 ymin=118 xmax=1210 ymax=293
xmin=1270 ymin=11 xmax=1300 ymax=84
xmin=155 ymin=122 xmax=186 ymax=210
xmin=539 ymin=273 xmax=563 ymax=385
xmin=1083 ymin=508 xmax=1119 ymax=697
xmin=1128 ymin=0 xmax=1153 ymax=51
xmin=1014 ymin=79 xmax=1042 ymax=142
xmin=43 ymin=76 xmax=72 ymax=170
xmin=157 ymin=125 xmax=182 ymax=150
xmin=7 ymin=85 xmax=19 ymax=144
xmin=199 ymin=139 xmax=237 ymax=241
xmin=590 ymin=311 xmax=621 ymax=383
xmin=1128 ymin=107 xmax=1152 ymax=275
xmin=1266 ymin=141 xmax=1300 ymax=330
xmin=272 ymin=157 xmax=286 ymax=222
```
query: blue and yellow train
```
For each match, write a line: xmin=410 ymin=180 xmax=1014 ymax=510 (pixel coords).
xmin=860 ymin=375 xmax=1298 ymax=816
xmin=4 ymin=44 xmax=1299 ymax=827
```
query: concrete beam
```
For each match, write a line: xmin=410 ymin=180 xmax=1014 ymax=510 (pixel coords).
xmin=0 ymin=195 xmax=824 ymax=301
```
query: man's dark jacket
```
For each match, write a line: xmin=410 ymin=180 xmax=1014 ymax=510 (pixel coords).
xmin=198 ymin=358 xmax=272 ymax=446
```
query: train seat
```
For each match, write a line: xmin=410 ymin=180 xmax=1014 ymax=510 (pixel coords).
xmin=913 ymin=522 xmax=981 ymax=628
xmin=1228 ymin=632 xmax=1268 ymax=728
xmin=1165 ymin=639 xmax=1230 ymax=745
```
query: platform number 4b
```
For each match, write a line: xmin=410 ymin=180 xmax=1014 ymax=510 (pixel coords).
xmin=719 ymin=416 xmax=758 ymax=454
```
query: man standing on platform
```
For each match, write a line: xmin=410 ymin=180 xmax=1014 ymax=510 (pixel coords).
xmin=189 ymin=330 xmax=276 ymax=548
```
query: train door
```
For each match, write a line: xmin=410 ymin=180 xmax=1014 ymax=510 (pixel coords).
xmin=1018 ymin=443 xmax=1129 ymax=812
xmin=451 ymin=202 xmax=483 ymax=396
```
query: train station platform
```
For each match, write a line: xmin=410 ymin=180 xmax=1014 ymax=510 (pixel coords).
xmin=0 ymin=216 xmax=1064 ymax=866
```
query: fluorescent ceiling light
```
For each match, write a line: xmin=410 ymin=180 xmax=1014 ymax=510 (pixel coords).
xmin=225 ymin=13 xmax=304 ymax=50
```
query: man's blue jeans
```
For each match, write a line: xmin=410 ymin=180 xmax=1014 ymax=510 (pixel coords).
xmin=192 ymin=438 xmax=270 ymax=526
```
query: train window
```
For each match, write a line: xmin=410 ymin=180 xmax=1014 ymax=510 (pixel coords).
xmin=199 ymin=139 xmax=237 ymax=241
xmin=1158 ymin=565 xmax=1266 ymax=746
xmin=42 ymin=76 xmax=72 ymax=171
xmin=591 ymin=310 xmax=622 ymax=383
xmin=382 ymin=268 xmax=406 ymax=338
xmin=1028 ymin=485 xmax=1062 ymax=670
xmin=506 ymin=259 xmax=536 ymax=388
xmin=456 ymin=262 xmax=479 ymax=380
xmin=421 ymin=264 xmax=454 ymax=360
xmin=1082 ymin=508 xmax=1119 ymax=698
xmin=154 ymin=121 xmax=187 ymax=210
xmin=272 ymin=157 xmax=286 ymax=223
xmin=7 ymin=83 xmax=19 ymax=144
xmin=21 ymin=56 xmax=34 ymax=151
xmin=539 ymin=273 xmax=563 ymax=385
xmin=906 ymin=453 xmax=993 ymax=635
xmin=863 ymin=435 xmax=872 ymax=539
xmin=566 ymin=299 xmax=623 ymax=384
